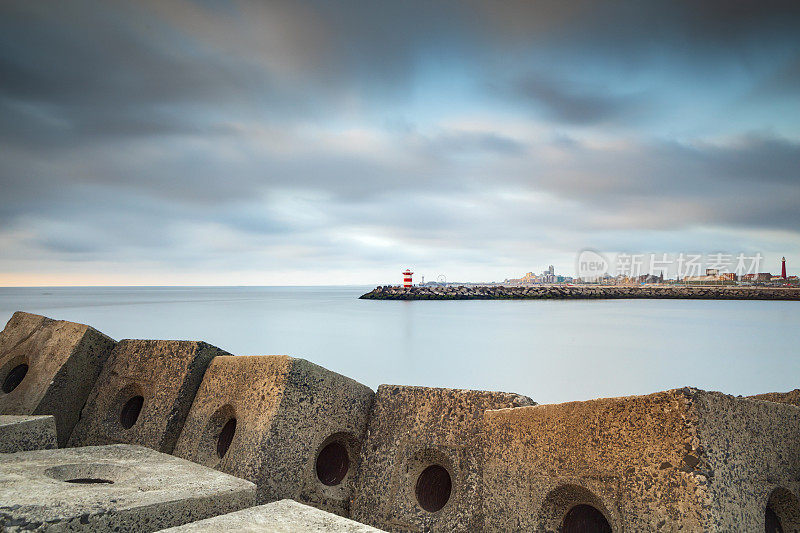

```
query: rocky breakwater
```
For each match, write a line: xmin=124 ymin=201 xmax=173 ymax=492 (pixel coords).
xmin=359 ymin=285 xmax=800 ymax=300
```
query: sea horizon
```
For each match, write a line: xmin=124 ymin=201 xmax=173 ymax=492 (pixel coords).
xmin=2 ymin=285 xmax=797 ymax=406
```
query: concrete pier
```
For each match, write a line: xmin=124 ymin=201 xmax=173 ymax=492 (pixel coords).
xmin=360 ymin=285 xmax=800 ymax=300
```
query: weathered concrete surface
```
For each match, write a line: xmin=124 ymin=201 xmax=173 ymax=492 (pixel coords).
xmin=173 ymin=355 xmax=374 ymax=516
xmin=483 ymin=388 xmax=800 ymax=532
xmin=750 ymin=388 xmax=800 ymax=407
xmin=69 ymin=340 xmax=228 ymax=453
xmin=0 ymin=444 xmax=255 ymax=532
xmin=157 ymin=499 xmax=385 ymax=532
xmin=0 ymin=415 xmax=57 ymax=453
xmin=352 ymin=385 xmax=533 ymax=532
xmin=0 ymin=311 xmax=116 ymax=446
xmin=360 ymin=285 xmax=800 ymax=300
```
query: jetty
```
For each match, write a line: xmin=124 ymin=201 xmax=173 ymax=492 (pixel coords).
xmin=360 ymin=284 xmax=800 ymax=300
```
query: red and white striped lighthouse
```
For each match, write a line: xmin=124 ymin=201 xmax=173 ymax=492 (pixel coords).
xmin=402 ymin=269 xmax=414 ymax=288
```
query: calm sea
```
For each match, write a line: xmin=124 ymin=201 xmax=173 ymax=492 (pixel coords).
xmin=1 ymin=286 xmax=797 ymax=405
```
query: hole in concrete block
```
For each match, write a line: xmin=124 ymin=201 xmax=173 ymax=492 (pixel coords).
xmin=415 ymin=464 xmax=451 ymax=512
xmin=120 ymin=395 xmax=144 ymax=429
xmin=766 ymin=505 xmax=784 ymax=533
xmin=766 ymin=487 xmax=800 ymax=532
xmin=217 ymin=418 xmax=236 ymax=458
xmin=2 ymin=363 xmax=28 ymax=393
xmin=198 ymin=404 xmax=237 ymax=466
xmin=45 ymin=463 xmax=132 ymax=484
xmin=562 ymin=504 xmax=612 ymax=533
xmin=316 ymin=440 xmax=350 ymax=486
xmin=536 ymin=483 xmax=615 ymax=532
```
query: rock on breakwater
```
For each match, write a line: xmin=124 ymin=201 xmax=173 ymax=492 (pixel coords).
xmin=359 ymin=285 xmax=800 ymax=300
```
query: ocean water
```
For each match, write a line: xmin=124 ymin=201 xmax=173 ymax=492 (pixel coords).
xmin=0 ymin=285 xmax=797 ymax=405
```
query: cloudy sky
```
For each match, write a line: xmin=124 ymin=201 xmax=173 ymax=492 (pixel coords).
xmin=1 ymin=1 xmax=799 ymax=286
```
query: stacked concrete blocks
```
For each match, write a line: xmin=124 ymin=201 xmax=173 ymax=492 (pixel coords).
xmin=0 ymin=444 xmax=255 ymax=532
xmin=351 ymin=385 xmax=534 ymax=532
xmin=0 ymin=311 xmax=116 ymax=446
xmin=173 ymin=355 xmax=374 ymax=515
xmin=483 ymin=388 xmax=800 ymax=532
xmin=69 ymin=340 xmax=228 ymax=453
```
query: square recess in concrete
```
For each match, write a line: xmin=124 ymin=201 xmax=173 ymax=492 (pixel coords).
xmin=156 ymin=499 xmax=384 ymax=532
xmin=351 ymin=385 xmax=533 ymax=532
xmin=173 ymin=355 xmax=374 ymax=515
xmin=69 ymin=340 xmax=229 ymax=454
xmin=0 ymin=415 xmax=57 ymax=453
xmin=0 ymin=444 xmax=255 ymax=532
xmin=0 ymin=311 xmax=116 ymax=446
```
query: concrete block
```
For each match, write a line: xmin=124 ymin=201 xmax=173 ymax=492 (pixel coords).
xmin=351 ymin=385 xmax=533 ymax=532
xmin=157 ymin=499 xmax=385 ymax=532
xmin=0 ymin=444 xmax=255 ymax=532
xmin=483 ymin=388 xmax=800 ymax=532
xmin=69 ymin=340 xmax=228 ymax=453
xmin=0 ymin=415 xmax=57 ymax=453
xmin=0 ymin=311 xmax=116 ymax=446
xmin=173 ymin=355 xmax=374 ymax=515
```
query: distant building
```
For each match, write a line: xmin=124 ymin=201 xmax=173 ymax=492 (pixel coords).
xmin=506 ymin=265 xmax=573 ymax=285
xmin=683 ymin=271 xmax=737 ymax=284
xmin=684 ymin=275 xmax=718 ymax=283
xmin=542 ymin=265 xmax=556 ymax=283
xmin=682 ymin=269 xmax=738 ymax=284
xmin=638 ymin=274 xmax=661 ymax=284
xmin=741 ymin=273 xmax=773 ymax=283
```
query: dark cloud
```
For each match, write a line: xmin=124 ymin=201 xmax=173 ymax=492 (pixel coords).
xmin=520 ymin=134 xmax=800 ymax=231
xmin=474 ymin=1 xmax=800 ymax=56
xmin=0 ymin=2 xmax=318 ymax=149
xmin=513 ymin=76 xmax=645 ymax=124
xmin=755 ymin=54 xmax=800 ymax=96
xmin=411 ymin=130 xmax=527 ymax=157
